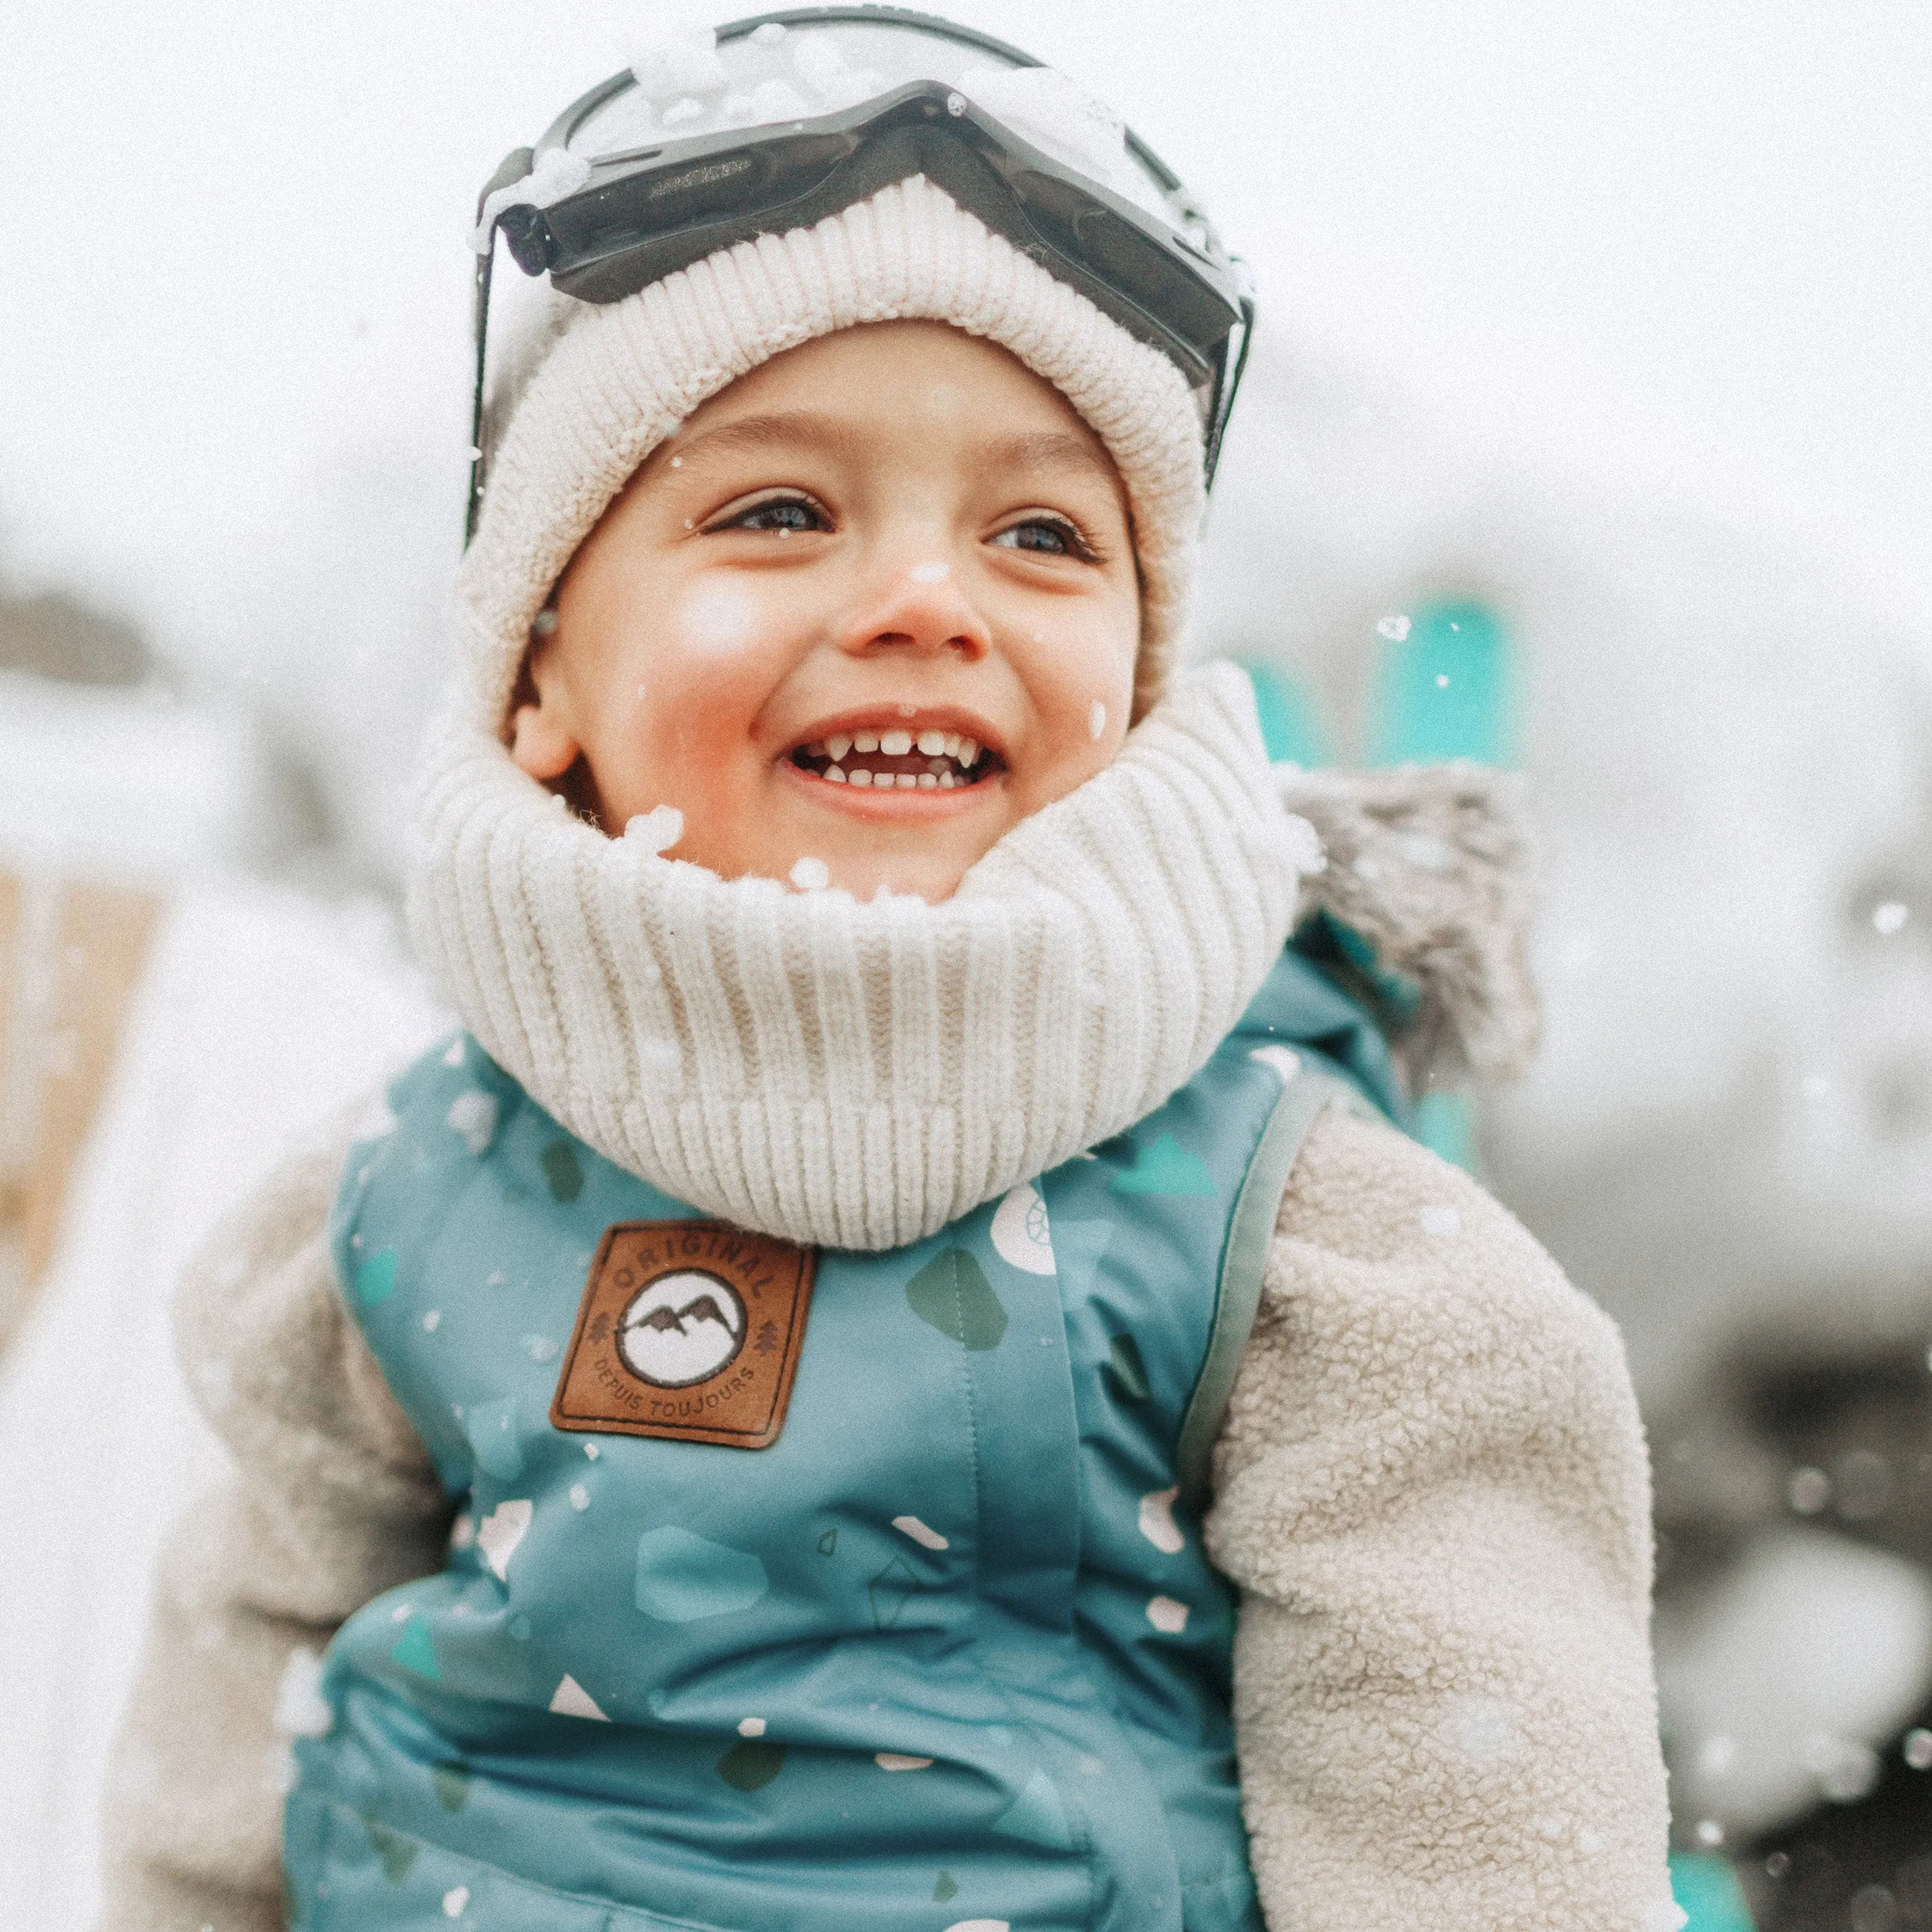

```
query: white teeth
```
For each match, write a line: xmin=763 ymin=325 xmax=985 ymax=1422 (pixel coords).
xmin=854 ymin=732 xmax=879 ymax=753
xmin=895 ymin=772 xmax=917 ymax=788
xmin=825 ymin=765 xmax=847 ymax=783
xmin=938 ymin=771 xmax=957 ymax=789
xmin=880 ymin=729 xmax=913 ymax=757
xmin=849 ymin=768 xmax=873 ymax=787
xmin=917 ymin=728 xmax=946 ymax=756
xmin=958 ymin=737 xmax=980 ymax=767
xmin=827 ymin=735 xmax=852 ymax=761
xmin=918 ymin=773 xmax=937 ymax=787
xmin=943 ymin=732 xmax=961 ymax=756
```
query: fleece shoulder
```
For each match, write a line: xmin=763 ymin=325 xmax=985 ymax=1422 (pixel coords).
xmin=1215 ymin=1106 xmax=1648 ymax=1594
xmin=1203 ymin=1106 xmax=1673 ymax=1930
xmin=173 ymin=1101 xmax=438 ymax=1525
xmin=102 ymin=1102 xmax=451 ymax=1932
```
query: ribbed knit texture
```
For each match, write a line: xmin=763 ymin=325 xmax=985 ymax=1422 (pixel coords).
xmin=407 ymin=662 xmax=1316 ymax=1251
xmin=460 ymin=174 xmax=1209 ymax=731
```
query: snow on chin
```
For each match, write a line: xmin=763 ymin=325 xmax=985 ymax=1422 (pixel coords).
xmin=625 ymin=805 xmax=685 ymax=855
xmin=1088 ymin=699 xmax=1107 ymax=741
xmin=678 ymin=581 xmax=764 ymax=657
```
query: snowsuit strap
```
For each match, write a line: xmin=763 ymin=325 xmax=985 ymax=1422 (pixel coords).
xmin=1175 ymin=1066 xmax=1369 ymax=1513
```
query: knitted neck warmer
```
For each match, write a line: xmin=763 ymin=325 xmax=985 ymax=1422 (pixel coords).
xmin=408 ymin=662 xmax=1315 ymax=1251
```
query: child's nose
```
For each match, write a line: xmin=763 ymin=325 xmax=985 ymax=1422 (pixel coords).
xmin=838 ymin=553 xmax=992 ymax=663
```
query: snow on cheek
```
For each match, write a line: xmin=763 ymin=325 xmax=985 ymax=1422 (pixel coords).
xmin=1089 ymin=699 xmax=1107 ymax=742
xmin=676 ymin=581 xmax=764 ymax=658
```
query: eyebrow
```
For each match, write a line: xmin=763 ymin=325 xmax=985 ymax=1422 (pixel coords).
xmin=661 ymin=411 xmax=860 ymax=468
xmin=978 ymin=430 xmax=1122 ymax=494
xmin=660 ymin=413 xmax=1121 ymax=493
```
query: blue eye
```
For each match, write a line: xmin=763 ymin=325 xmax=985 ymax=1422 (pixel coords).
xmin=992 ymin=517 xmax=1094 ymax=560
xmin=725 ymin=496 xmax=828 ymax=534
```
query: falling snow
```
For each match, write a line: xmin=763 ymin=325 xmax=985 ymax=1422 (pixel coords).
xmin=1787 ymin=1465 xmax=1831 ymax=1513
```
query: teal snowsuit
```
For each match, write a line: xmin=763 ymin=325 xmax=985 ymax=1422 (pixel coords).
xmin=286 ymin=946 xmax=1403 ymax=1931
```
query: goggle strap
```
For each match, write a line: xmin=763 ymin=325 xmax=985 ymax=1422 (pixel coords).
xmin=465 ymin=243 xmax=492 ymax=548
xmin=467 ymin=146 xmax=537 ymax=548
xmin=1204 ymin=290 xmax=1257 ymax=489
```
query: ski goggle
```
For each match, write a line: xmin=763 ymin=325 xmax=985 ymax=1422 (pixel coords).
xmin=467 ymin=5 xmax=1254 ymax=543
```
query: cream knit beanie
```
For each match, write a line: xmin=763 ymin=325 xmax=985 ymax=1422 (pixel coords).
xmin=457 ymin=172 xmax=1209 ymax=733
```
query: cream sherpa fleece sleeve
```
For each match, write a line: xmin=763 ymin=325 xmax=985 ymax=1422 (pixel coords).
xmin=1209 ymin=1104 xmax=1673 ymax=1931
xmin=97 ymin=1128 xmax=449 ymax=1932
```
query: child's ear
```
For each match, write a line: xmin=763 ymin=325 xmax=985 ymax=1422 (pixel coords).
xmin=508 ymin=624 xmax=583 ymax=783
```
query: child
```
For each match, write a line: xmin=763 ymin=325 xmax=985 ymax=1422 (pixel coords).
xmin=101 ymin=14 xmax=1675 ymax=1930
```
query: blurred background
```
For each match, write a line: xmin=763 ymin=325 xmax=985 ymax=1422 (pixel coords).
xmin=3 ymin=2 xmax=1930 ymax=1927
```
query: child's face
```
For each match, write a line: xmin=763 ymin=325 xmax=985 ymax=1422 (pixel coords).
xmin=509 ymin=319 xmax=1141 ymax=903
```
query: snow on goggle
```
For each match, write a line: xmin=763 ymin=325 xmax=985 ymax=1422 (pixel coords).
xmin=466 ymin=5 xmax=1254 ymax=542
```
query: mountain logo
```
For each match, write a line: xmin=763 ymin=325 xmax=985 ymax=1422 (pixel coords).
xmin=553 ymin=1221 xmax=818 ymax=1450
xmin=617 ymin=1269 xmax=747 ymax=1388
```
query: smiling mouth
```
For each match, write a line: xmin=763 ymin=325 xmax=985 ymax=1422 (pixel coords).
xmin=787 ymin=727 xmax=1004 ymax=791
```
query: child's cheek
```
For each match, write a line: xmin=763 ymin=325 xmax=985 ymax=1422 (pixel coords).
xmin=1018 ymin=614 xmax=1131 ymax=761
xmin=673 ymin=580 xmax=767 ymax=658
xmin=651 ymin=579 xmax=795 ymax=768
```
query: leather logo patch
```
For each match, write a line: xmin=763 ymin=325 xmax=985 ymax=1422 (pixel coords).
xmin=550 ymin=1221 xmax=815 ymax=1449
